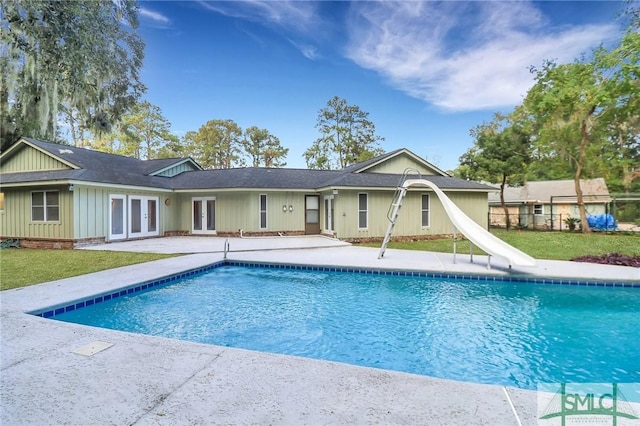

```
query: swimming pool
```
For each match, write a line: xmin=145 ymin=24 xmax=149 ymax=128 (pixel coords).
xmin=44 ymin=263 xmax=640 ymax=391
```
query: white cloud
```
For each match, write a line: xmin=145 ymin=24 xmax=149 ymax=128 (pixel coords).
xmin=197 ymin=0 xmax=317 ymax=34
xmin=139 ymin=7 xmax=171 ymax=25
xmin=345 ymin=1 xmax=619 ymax=111
xmin=197 ymin=0 xmax=322 ymax=59
xmin=288 ymin=39 xmax=320 ymax=60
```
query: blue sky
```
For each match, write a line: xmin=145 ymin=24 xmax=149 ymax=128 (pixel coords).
xmin=136 ymin=1 xmax=626 ymax=171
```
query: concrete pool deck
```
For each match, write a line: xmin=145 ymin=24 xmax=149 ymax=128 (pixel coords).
xmin=2 ymin=236 xmax=639 ymax=425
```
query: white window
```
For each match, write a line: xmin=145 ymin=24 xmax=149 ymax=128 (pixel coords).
xmin=358 ymin=193 xmax=368 ymax=229
xmin=305 ymin=195 xmax=319 ymax=224
xmin=421 ymin=194 xmax=430 ymax=227
xmin=259 ymin=194 xmax=267 ymax=229
xmin=534 ymin=204 xmax=544 ymax=215
xmin=31 ymin=190 xmax=59 ymax=222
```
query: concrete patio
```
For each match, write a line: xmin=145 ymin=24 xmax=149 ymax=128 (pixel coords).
xmin=1 ymin=236 xmax=638 ymax=425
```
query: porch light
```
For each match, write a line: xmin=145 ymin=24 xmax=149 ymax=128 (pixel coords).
xmin=332 ymin=189 xmax=339 ymax=195
xmin=68 ymin=184 xmax=74 ymax=192
xmin=282 ymin=205 xmax=287 ymax=212
xmin=289 ymin=205 xmax=293 ymax=212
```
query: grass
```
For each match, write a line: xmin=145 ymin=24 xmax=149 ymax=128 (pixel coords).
xmin=362 ymin=230 xmax=640 ymax=260
xmin=0 ymin=249 xmax=177 ymax=290
xmin=2 ymin=231 xmax=638 ymax=291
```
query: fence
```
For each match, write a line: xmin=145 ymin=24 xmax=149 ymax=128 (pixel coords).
xmin=489 ymin=212 xmax=577 ymax=231
xmin=489 ymin=209 xmax=640 ymax=232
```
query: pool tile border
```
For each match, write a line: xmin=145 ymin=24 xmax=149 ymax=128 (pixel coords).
xmin=30 ymin=260 xmax=639 ymax=319
xmin=30 ymin=262 xmax=227 ymax=319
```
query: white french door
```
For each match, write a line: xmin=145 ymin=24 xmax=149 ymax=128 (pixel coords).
xmin=109 ymin=195 xmax=127 ymax=240
xmin=109 ymin=194 xmax=159 ymax=240
xmin=192 ymin=197 xmax=216 ymax=234
xmin=129 ymin=196 xmax=159 ymax=238
xmin=323 ymin=195 xmax=334 ymax=234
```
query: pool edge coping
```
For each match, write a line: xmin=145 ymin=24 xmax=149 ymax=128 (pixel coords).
xmin=29 ymin=258 xmax=640 ymax=320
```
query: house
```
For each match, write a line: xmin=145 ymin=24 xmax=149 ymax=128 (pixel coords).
xmin=488 ymin=179 xmax=612 ymax=230
xmin=0 ymin=137 xmax=494 ymax=248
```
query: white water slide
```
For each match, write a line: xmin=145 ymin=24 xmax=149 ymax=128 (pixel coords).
xmin=379 ymin=178 xmax=537 ymax=268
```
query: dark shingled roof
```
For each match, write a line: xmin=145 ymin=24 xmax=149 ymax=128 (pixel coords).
xmin=1 ymin=138 xmax=180 ymax=188
xmin=324 ymin=172 xmax=491 ymax=190
xmin=340 ymin=149 xmax=405 ymax=173
xmin=170 ymin=168 xmax=342 ymax=190
xmin=1 ymin=138 xmax=494 ymax=192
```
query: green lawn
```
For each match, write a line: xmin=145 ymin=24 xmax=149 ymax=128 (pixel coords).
xmin=363 ymin=230 xmax=640 ymax=260
xmin=1 ymin=231 xmax=638 ymax=291
xmin=0 ymin=249 xmax=177 ymax=290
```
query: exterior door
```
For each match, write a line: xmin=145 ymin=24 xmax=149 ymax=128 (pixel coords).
xmin=323 ymin=195 xmax=334 ymax=234
xmin=192 ymin=197 xmax=216 ymax=234
xmin=304 ymin=195 xmax=320 ymax=234
xmin=129 ymin=196 xmax=159 ymax=238
xmin=109 ymin=194 xmax=126 ymax=240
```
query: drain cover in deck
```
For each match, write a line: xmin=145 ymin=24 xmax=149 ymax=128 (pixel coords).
xmin=72 ymin=341 xmax=114 ymax=356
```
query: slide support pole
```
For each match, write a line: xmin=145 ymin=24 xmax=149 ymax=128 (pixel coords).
xmin=452 ymin=227 xmax=457 ymax=264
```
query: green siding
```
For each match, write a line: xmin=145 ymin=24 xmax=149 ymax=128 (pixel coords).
xmin=0 ymin=187 xmax=74 ymax=239
xmin=222 ymin=192 xmax=306 ymax=233
xmin=0 ymin=185 xmax=156 ymax=241
xmin=72 ymin=186 xmax=109 ymax=239
xmin=334 ymin=190 xmax=487 ymax=239
xmin=174 ymin=191 xmax=307 ymax=234
xmin=162 ymin=194 xmax=180 ymax=233
xmin=362 ymin=155 xmax=437 ymax=175
xmin=1 ymin=184 xmax=487 ymax=241
xmin=174 ymin=191 xmax=215 ymax=232
xmin=171 ymin=189 xmax=486 ymax=239
xmin=155 ymin=162 xmax=199 ymax=177
xmin=0 ymin=146 xmax=71 ymax=172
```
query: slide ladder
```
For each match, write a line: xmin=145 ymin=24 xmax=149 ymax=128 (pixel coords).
xmin=378 ymin=169 xmax=421 ymax=259
xmin=378 ymin=176 xmax=537 ymax=268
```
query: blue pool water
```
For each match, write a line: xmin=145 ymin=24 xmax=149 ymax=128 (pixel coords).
xmin=54 ymin=266 xmax=640 ymax=390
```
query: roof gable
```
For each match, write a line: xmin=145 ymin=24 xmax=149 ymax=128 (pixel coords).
xmin=344 ymin=149 xmax=449 ymax=176
xmin=0 ymin=138 xmax=79 ymax=172
xmin=147 ymin=158 xmax=203 ymax=177
xmin=1 ymin=138 xmax=178 ymax=189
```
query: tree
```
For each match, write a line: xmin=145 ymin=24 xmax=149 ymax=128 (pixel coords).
xmin=0 ymin=0 xmax=145 ymax=150
xmin=622 ymin=0 xmax=640 ymax=30
xmin=457 ymin=114 xmax=531 ymax=230
xmin=88 ymin=132 xmax=121 ymax=155
xmin=243 ymin=126 xmax=288 ymax=167
xmin=183 ymin=119 xmax=245 ymax=169
xmin=157 ymin=138 xmax=187 ymax=160
xmin=118 ymin=101 xmax=176 ymax=160
xmin=304 ymin=96 xmax=384 ymax=169
xmin=524 ymin=31 xmax=640 ymax=233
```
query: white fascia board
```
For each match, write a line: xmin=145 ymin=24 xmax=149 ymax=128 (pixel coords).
xmin=0 ymin=179 xmax=173 ymax=193
xmin=173 ymin=187 xmax=313 ymax=193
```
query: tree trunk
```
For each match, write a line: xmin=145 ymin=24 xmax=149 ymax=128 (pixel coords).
xmin=622 ymin=167 xmax=640 ymax=191
xmin=500 ymin=174 xmax=511 ymax=230
xmin=576 ymin=116 xmax=593 ymax=233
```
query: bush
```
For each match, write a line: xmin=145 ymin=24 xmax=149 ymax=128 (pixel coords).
xmin=563 ymin=216 xmax=581 ymax=231
xmin=571 ymin=253 xmax=640 ymax=267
